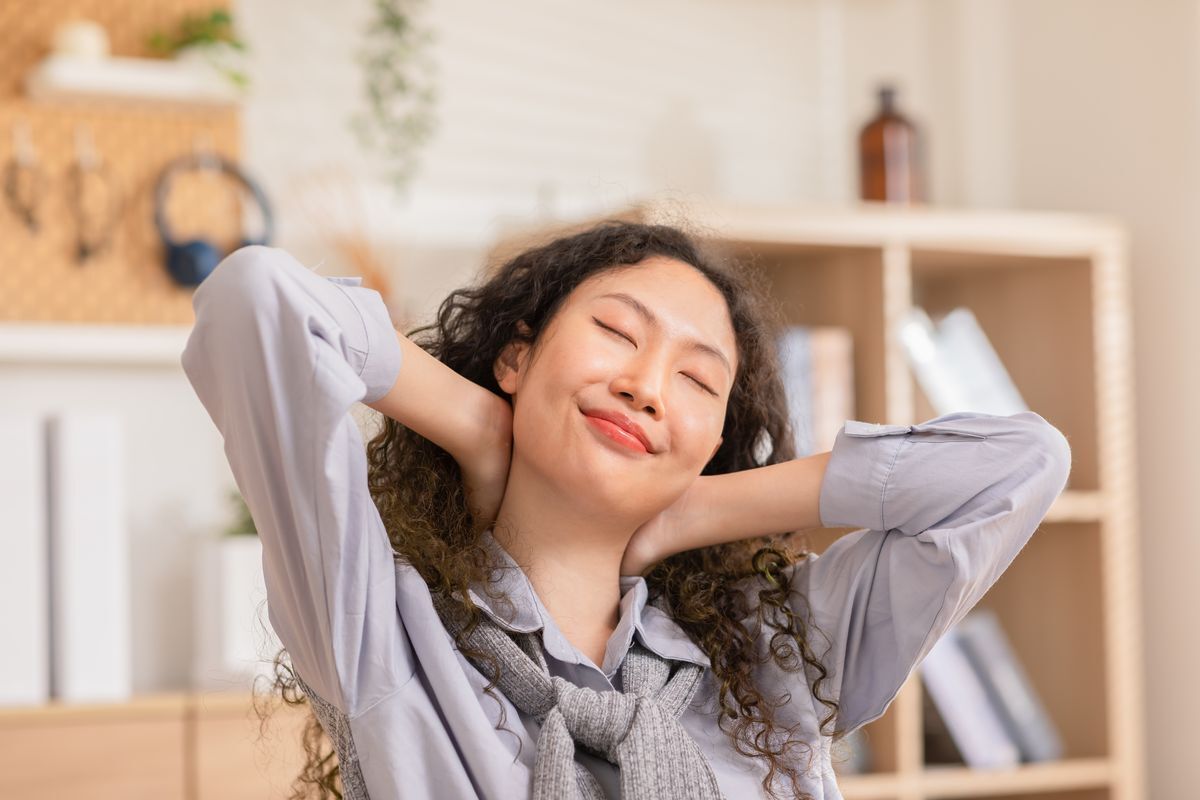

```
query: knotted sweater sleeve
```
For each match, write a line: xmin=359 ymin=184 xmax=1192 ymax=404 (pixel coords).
xmin=181 ymin=245 xmax=412 ymax=717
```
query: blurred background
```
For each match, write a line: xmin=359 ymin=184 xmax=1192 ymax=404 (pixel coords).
xmin=0 ymin=0 xmax=1190 ymax=798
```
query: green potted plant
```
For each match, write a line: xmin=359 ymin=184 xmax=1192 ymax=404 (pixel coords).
xmin=147 ymin=8 xmax=250 ymax=93
xmin=224 ymin=486 xmax=258 ymax=536
xmin=193 ymin=487 xmax=279 ymax=691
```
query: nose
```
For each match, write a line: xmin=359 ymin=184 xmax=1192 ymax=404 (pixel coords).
xmin=611 ymin=353 xmax=664 ymax=418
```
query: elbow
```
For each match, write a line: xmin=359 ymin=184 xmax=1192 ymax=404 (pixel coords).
xmin=1009 ymin=411 xmax=1073 ymax=510
xmin=192 ymin=245 xmax=290 ymax=320
xmin=182 ymin=245 xmax=293 ymax=379
xmin=1044 ymin=420 xmax=1073 ymax=492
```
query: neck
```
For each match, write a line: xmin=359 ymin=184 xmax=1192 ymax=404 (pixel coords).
xmin=490 ymin=454 xmax=643 ymax=663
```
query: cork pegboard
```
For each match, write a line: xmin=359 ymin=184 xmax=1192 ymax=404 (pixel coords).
xmin=0 ymin=0 xmax=246 ymax=324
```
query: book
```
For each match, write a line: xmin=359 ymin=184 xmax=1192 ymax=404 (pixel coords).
xmin=922 ymin=682 xmax=966 ymax=765
xmin=775 ymin=325 xmax=855 ymax=458
xmin=955 ymin=608 xmax=1064 ymax=762
xmin=0 ymin=414 xmax=50 ymax=706
xmin=899 ymin=306 xmax=1028 ymax=416
xmin=46 ymin=412 xmax=132 ymax=702
xmin=919 ymin=623 xmax=1021 ymax=769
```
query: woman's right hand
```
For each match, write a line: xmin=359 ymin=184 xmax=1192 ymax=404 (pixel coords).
xmin=457 ymin=395 xmax=514 ymax=534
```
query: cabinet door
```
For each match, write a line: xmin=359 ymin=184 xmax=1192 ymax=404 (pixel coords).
xmin=194 ymin=695 xmax=311 ymax=800
xmin=0 ymin=718 xmax=186 ymax=798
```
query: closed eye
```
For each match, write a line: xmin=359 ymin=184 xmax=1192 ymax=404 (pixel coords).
xmin=595 ymin=317 xmax=719 ymax=397
xmin=685 ymin=373 xmax=718 ymax=396
xmin=593 ymin=317 xmax=635 ymax=345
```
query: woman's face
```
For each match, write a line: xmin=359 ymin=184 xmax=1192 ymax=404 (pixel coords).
xmin=494 ymin=256 xmax=738 ymax=518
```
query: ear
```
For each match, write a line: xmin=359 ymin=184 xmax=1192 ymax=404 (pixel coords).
xmin=493 ymin=321 xmax=533 ymax=395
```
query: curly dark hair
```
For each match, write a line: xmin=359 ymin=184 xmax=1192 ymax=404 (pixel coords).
xmin=254 ymin=217 xmax=846 ymax=799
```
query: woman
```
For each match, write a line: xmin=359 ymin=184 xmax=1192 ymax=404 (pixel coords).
xmin=181 ymin=220 xmax=1071 ymax=800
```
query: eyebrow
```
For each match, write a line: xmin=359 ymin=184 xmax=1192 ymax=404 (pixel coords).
xmin=595 ymin=291 xmax=733 ymax=376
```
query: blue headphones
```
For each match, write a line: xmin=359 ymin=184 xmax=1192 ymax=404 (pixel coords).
xmin=154 ymin=153 xmax=275 ymax=287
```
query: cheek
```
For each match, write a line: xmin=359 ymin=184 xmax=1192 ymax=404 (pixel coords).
xmin=509 ymin=361 xmax=578 ymax=454
xmin=571 ymin=345 xmax=621 ymax=379
xmin=672 ymin=406 xmax=725 ymax=464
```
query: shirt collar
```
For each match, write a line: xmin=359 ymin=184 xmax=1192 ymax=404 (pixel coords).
xmin=459 ymin=528 xmax=711 ymax=674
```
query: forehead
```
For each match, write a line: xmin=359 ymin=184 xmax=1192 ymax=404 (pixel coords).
xmin=570 ymin=256 xmax=738 ymax=367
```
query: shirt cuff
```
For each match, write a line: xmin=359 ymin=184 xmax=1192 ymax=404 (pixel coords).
xmin=326 ymin=276 xmax=403 ymax=405
xmin=817 ymin=421 xmax=911 ymax=531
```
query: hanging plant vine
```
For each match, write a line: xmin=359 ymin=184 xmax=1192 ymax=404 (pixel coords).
xmin=349 ymin=0 xmax=439 ymax=195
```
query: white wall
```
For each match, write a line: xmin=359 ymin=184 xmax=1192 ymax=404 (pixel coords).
xmin=236 ymin=0 xmax=847 ymax=321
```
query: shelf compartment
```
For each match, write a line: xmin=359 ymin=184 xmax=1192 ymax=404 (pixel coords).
xmin=1044 ymin=491 xmax=1106 ymax=523
xmin=722 ymin=242 xmax=890 ymax=424
xmin=836 ymin=770 xmax=907 ymax=799
xmin=921 ymin=757 xmax=1111 ymax=798
xmin=963 ymin=521 xmax=1109 ymax=761
xmin=909 ymin=250 xmax=1099 ymax=491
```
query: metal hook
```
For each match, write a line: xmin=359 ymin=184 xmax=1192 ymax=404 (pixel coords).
xmin=74 ymin=124 xmax=99 ymax=170
xmin=12 ymin=119 xmax=36 ymax=166
xmin=5 ymin=118 xmax=44 ymax=233
xmin=67 ymin=124 xmax=119 ymax=263
xmin=192 ymin=133 xmax=220 ymax=171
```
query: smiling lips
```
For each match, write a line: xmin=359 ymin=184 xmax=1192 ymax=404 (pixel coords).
xmin=581 ymin=408 xmax=655 ymax=454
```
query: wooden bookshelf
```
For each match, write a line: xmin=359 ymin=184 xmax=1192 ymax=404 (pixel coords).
xmin=492 ymin=200 xmax=1147 ymax=800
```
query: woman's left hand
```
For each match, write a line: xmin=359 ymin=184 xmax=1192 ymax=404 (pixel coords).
xmin=620 ymin=477 xmax=712 ymax=577
xmin=620 ymin=452 xmax=834 ymax=576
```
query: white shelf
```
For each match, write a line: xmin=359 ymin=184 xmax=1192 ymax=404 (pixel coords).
xmin=24 ymin=54 xmax=241 ymax=108
xmin=0 ymin=322 xmax=191 ymax=367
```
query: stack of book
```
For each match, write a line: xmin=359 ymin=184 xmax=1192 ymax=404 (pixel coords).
xmin=921 ymin=608 xmax=1064 ymax=769
xmin=898 ymin=306 xmax=1028 ymax=417
xmin=776 ymin=305 xmax=1027 ymax=456
xmin=775 ymin=325 xmax=855 ymax=458
xmin=0 ymin=412 xmax=132 ymax=706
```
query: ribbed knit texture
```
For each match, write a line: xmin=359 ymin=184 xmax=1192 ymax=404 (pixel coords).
xmin=293 ymin=673 xmax=371 ymax=800
xmin=432 ymin=590 xmax=727 ymax=799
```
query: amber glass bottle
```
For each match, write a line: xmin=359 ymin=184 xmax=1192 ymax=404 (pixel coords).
xmin=858 ymin=84 xmax=925 ymax=204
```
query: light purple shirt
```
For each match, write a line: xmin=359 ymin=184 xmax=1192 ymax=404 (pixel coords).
xmin=181 ymin=245 xmax=1072 ymax=799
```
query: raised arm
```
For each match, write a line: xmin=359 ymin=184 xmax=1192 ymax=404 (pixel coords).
xmin=183 ymin=245 xmax=488 ymax=717
xmin=784 ymin=411 xmax=1070 ymax=733
xmin=639 ymin=410 xmax=1071 ymax=734
xmin=365 ymin=331 xmax=513 ymax=532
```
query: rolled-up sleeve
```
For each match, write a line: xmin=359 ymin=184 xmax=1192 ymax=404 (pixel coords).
xmin=786 ymin=410 xmax=1071 ymax=734
xmin=181 ymin=245 xmax=411 ymax=717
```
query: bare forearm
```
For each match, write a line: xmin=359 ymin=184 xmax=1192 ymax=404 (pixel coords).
xmin=661 ymin=451 xmax=833 ymax=560
xmin=365 ymin=331 xmax=510 ymax=461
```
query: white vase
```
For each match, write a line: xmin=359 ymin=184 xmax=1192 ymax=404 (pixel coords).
xmin=193 ymin=535 xmax=282 ymax=692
